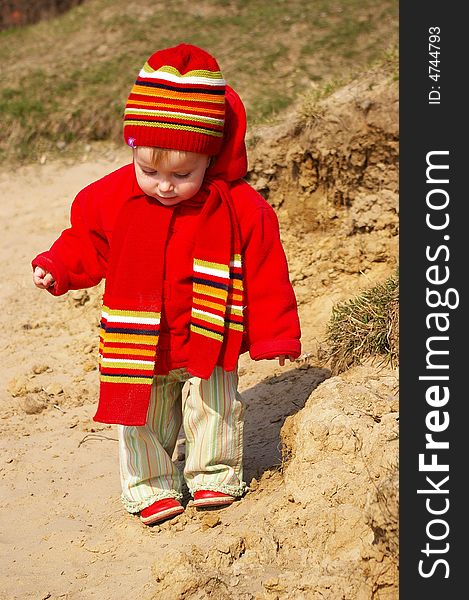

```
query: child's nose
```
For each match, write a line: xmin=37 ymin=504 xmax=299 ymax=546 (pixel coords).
xmin=158 ymin=178 xmax=173 ymax=192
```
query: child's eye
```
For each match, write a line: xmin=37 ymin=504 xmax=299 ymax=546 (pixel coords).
xmin=142 ymin=169 xmax=157 ymax=175
xmin=174 ymin=172 xmax=190 ymax=179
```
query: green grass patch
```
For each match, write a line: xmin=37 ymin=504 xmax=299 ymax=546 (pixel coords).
xmin=324 ymin=273 xmax=399 ymax=374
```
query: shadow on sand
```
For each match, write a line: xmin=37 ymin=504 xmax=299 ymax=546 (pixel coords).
xmin=241 ymin=365 xmax=330 ymax=482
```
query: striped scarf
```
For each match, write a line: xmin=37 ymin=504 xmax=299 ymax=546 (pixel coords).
xmin=94 ymin=178 xmax=244 ymax=425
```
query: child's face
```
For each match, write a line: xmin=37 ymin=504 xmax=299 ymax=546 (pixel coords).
xmin=133 ymin=147 xmax=210 ymax=206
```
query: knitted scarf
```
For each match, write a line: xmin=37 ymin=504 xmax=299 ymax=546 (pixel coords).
xmin=94 ymin=177 xmax=244 ymax=425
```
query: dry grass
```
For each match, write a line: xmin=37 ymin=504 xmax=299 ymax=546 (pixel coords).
xmin=324 ymin=273 xmax=399 ymax=375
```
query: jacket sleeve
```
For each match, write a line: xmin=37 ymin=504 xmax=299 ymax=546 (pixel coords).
xmin=31 ymin=186 xmax=109 ymax=296
xmin=241 ymin=205 xmax=301 ymax=360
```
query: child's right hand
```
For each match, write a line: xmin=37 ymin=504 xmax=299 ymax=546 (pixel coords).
xmin=33 ymin=266 xmax=56 ymax=289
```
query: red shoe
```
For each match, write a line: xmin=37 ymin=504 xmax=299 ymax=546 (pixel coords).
xmin=140 ymin=498 xmax=184 ymax=526
xmin=192 ymin=490 xmax=235 ymax=508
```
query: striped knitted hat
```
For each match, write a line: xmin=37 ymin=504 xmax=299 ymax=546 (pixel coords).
xmin=123 ymin=43 xmax=226 ymax=155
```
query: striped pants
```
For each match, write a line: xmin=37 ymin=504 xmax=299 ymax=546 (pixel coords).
xmin=118 ymin=366 xmax=246 ymax=513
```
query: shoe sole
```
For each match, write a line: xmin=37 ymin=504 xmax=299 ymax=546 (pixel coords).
xmin=192 ymin=497 xmax=235 ymax=508
xmin=140 ymin=505 xmax=184 ymax=526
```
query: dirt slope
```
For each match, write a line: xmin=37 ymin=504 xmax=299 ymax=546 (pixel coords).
xmin=0 ymin=66 xmax=398 ymax=599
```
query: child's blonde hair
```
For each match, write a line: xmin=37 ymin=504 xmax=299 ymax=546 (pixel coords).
xmin=133 ymin=147 xmax=189 ymax=168
xmin=134 ymin=146 xmax=212 ymax=169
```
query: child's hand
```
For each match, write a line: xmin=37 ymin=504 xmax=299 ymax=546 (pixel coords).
xmin=33 ymin=266 xmax=55 ymax=289
xmin=278 ymin=355 xmax=295 ymax=366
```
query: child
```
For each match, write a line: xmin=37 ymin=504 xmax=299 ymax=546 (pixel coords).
xmin=32 ymin=43 xmax=301 ymax=526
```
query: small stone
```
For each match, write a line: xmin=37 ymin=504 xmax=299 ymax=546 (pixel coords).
xmin=26 ymin=381 xmax=42 ymax=394
xmin=83 ymin=360 xmax=96 ymax=372
xmin=254 ymin=177 xmax=269 ymax=191
xmin=263 ymin=577 xmax=284 ymax=592
xmin=249 ymin=478 xmax=259 ymax=491
xmin=7 ymin=376 xmax=28 ymax=397
xmin=201 ymin=513 xmax=221 ymax=529
xmin=44 ymin=383 xmax=64 ymax=396
xmin=19 ymin=395 xmax=46 ymax=415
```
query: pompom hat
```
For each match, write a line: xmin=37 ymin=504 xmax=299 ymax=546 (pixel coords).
xmin=123 ymin=43 xmax=226 ymax=155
